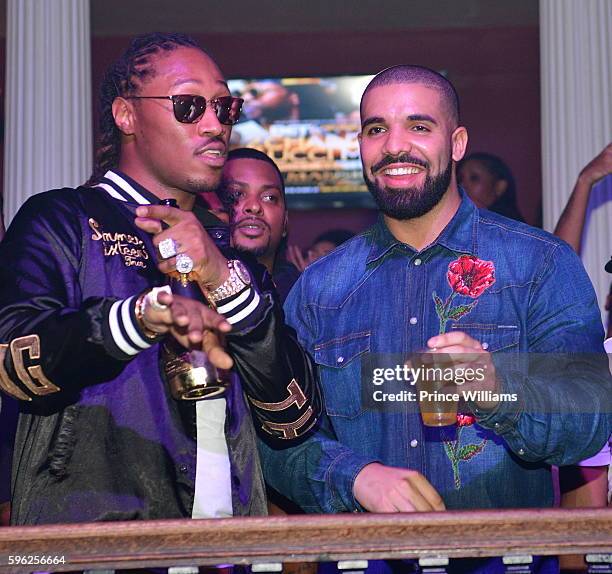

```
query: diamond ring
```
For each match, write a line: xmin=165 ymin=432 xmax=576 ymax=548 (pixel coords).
xmin=158 ymin=238 xmax=178 ymax=260
xmin=175 ymin=253 xmax=194 ymax=274
xmin=146 ymin=285 xmax=172 ymax=311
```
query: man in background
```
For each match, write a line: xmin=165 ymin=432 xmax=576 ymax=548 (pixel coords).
xmin=220 ymin=147 xmax=300 ymax=302
xmin=287 ymin=229 xmax=355 ymax=272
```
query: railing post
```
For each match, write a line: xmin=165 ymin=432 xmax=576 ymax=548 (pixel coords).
xmin=337 ymin=559 xmax=369 ymax=574
xmin=252 ymin=562 xmax=283 ymax=573
xmin=586 ymin=553 xmax=612 ymax=574
xmin=418 ymin=556 xmax=449 ymax=574
xmin=502 ymin=555 xmax=533 ymax=574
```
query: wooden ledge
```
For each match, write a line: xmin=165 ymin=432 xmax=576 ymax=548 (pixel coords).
xmin=0 ymin=508 xmax=610 ymax=572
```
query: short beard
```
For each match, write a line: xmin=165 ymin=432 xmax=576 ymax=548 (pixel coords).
xmin=364 ymin=158 xmax=453 ymax=221
xmin=231 ymin=230 xmax=271 ymax=260
xmin=234 ymin=243 xmax=268 ymax=259
xmin=184 ymin=173 xmax=222 ymax=195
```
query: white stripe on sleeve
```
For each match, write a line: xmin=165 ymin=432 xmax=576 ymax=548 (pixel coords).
xmin=225 ymin=290 xmax=261 ymax=325
xmin=216 ymin=288 xmax=251 ymax=314
xmin=120 ymin=296 xmax=152 ymax=350
xmin=109 ymin=300 xmax=140 ymax=356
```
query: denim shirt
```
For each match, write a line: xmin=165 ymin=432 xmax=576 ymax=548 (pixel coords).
xmin=259 ymin=192 xmax=611 ymax=513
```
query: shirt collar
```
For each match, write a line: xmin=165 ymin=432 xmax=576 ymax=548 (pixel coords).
xmin=93 ymin=169 xmax=226 ymax=232
xmin=92 ymin=169 xmax=161 ymax=205
xmin=435 ymin=188 xmax=479 ymax=255
xmin=366 ymin=189 xmax=479 ymax=265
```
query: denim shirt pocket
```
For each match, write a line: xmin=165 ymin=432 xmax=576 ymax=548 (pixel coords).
xmin=449 ymin=323 xmax=520 ymax=352
xmin=314 ymin=331 xmax=371 ymax=419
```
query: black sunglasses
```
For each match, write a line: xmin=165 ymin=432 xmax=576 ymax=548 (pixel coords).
xmin=126 ymin=94 xmax=244 ymax=125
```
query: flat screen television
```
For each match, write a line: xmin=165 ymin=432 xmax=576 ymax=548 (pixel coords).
xmin=228 ymin=75 xmax=376 ymax=209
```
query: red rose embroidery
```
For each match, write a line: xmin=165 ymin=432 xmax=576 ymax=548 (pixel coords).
xmin=443 ymin=422 xmax=488 ymax=489
xmin=447 ymin=255 xmax=496 ymax=298
xmin=432 ymin=255 xmax=496 ymax=334
xmin=456 ymin=413 xmax=475 ymax=427
xmin=432 ymin=255 xmax=494 ymax=487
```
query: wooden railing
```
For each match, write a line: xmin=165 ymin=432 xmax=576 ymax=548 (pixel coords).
xmin=0 ymin=508 xmax=610 ymax=573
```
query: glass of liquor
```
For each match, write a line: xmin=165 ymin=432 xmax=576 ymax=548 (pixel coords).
xmin=411 ymin=349 xmax=459 ymax=427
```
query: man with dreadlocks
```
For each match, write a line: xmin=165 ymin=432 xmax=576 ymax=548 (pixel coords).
xmin=0 ymin=33 xmax=320 ymax=525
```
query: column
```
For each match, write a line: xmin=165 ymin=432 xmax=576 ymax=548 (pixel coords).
xmin=540 ymin=0 xmax=612 ymax=324
xmin=3 ymin=0 xmax=92 ymax=226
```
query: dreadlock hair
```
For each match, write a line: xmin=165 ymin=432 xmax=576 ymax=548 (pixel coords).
xmin=86 ymin=32 xmax=205 ymax=186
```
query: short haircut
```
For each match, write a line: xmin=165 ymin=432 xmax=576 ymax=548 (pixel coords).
xmin=221 ymin=148 xmax=286 ymax=202
xmin=361 ymin=65 xmax=460 ymax=127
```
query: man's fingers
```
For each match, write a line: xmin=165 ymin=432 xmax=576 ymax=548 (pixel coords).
xmin=406 ymin=473 xmax=446 ymax=511
xmin=433 ymin=345 xmax=483 ymax=357
xmin=370 ymin=473 xmax=444 ymax=513
xmin=134 ymin=217 xmax=164 ymax=235
xmin=156 ymin=290 xmax=174 ymax=307
xmin=353 ymin=463 xmax=445 ymax=514
xmin=387 ymin=475 xmax=436 ymax=512
xmin=200 ymin=306 xmax=232 ymax=333
xmin=206 ymin=346 xmax=233 ymax=370
xmin=142 ymin=290 xmax=174 ymax=330
xmin=157 ymin=258 xmax=177 ymax=274
xmin=387 ymin=485 xmax=419 ymax=512
xmin=156 ymin=295 xmax=231 ymax=334
xmin=181 ymin=306 xmax=231 ymax=345
xmin=373 ymin=498 xmax=398 ymax=513
xmin=170 ymin=299 xmax=192 ymax=328
xmin=203 ymin=331 xmax=234 ymax=370
xmin=428 ymin=331 xmax=483 ymax=350
xmin=136 ymin=204 xmax=184 ymax=225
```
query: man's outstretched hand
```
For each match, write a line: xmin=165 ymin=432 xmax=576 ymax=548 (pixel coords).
xmin=140 ymin=288 xmax=233 ymax=370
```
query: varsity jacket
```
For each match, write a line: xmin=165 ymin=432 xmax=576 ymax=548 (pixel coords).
xmin=0 ymin=169 xmax=320 ymax=524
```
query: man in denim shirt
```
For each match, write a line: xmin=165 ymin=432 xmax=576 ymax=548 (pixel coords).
xmin=259 ymin=65 xmax=610 ymax=571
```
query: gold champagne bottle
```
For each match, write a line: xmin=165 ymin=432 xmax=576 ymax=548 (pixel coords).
xmin=158 ymin=199 xmax=231 ymax=400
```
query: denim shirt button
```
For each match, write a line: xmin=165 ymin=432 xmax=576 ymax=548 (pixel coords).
xmin=414 ymin=258 xmax=422 ymax=266
xmin=494 ymin=422 xmax=500 ymax=429
xmin=518 ymin=448 xmax=525 ymax=455
xmin=409 ymin=317 xmax=418 ymax=325
xmin=337 ymin=356 xmax=344 ymax=364
xmin=410 ymin=439 xmax=418 ymax=447
xmin=482 ymin=342 xmax=489 ymax=350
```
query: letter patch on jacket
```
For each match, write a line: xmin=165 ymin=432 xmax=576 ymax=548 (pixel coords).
xmin=6 ymin=335 xmax=59 ymax=397
xmin=250 ymin=379 xmax=317 ymax=439
xmin=0 ymin=344 xmax=31 ymax=400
